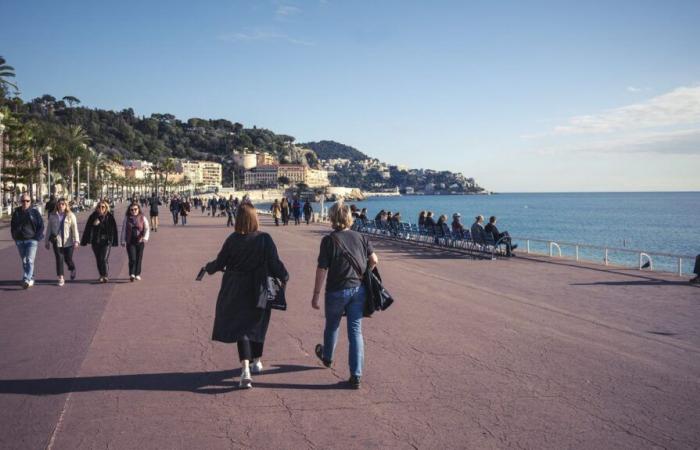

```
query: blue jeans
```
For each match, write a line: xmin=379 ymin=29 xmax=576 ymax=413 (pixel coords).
xmin=15 ymin=240 xmax=38 ymax=281
xmin=180 ymin=215 xmax=187 ymax=225
xmin=324 ymin=285 xmax=365 ymax=377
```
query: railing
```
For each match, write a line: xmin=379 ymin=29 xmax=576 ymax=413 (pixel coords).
xmin=513 ymin=237 xmax=695 ymax=276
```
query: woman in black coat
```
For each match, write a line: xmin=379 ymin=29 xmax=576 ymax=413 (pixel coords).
xmin=80 ymin=200 xmax=119 ymax=283
xmin=204 ymin=204 xmax=288 ymax=389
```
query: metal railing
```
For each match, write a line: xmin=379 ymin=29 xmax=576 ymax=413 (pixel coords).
xmin=513 ymin=236 xmax=695 ymax=276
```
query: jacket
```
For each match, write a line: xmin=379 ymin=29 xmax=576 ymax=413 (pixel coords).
xmin=470 ymin=222 xmax=485 ymax=243
xmin=120 ymin=214 xmax=151 ymax=245
xmin=10 ymin=207 xmax=45 ymax=241
xmin=81 ymin=211 xmax=119 ymax=247
xmin=45 ymin=211 xmax=80 ymax=247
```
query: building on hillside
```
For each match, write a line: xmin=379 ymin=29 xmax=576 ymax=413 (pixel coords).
xmin=233 ymin=152 xmax=257 ymax=170
xmin=277 ymin=164 xmax=306 ymax=184
xmin=175 ymin=160 xmax=222 ymax=188
xmin=243 ymin=165 xmax=279 ymax=188
xmin=306 ymin=168 xmax=330 ymax=188
xmin=200 ymin=161 xmax=222 ymax=187
xmin=256 ymin=152 xmax=276 ymax=166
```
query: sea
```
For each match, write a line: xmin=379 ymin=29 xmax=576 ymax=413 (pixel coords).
xmin=263 ymin=192 xmax=700 ymax=275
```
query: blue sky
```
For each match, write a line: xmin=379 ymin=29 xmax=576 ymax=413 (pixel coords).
xmin=3 ymin=0 xmax=700 ymax=191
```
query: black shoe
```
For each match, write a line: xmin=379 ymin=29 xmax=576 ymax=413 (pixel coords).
xmin=314 ymin=344 xmax=332 ymax=368
xmin=690 ymin=276 xmax=700 ymax=285
xmin=348 ymin=375 xmax=361 ymax=389
xmin=511 ymin=244 xmax=518 ymax=250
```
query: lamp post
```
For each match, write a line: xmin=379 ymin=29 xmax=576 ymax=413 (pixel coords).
xmin=86 ymin=160 xmax=90 ymax=202
xmin=46 ymin=146 xmax=52 ymax=197
xmin=76 ymin=158 xmax=81 ymax=203
xmin=0 ymin=112 xmax=5 ymax=211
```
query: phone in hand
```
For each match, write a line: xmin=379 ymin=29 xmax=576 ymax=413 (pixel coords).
xmin=196 ymin=267 xmax=206 ymax=281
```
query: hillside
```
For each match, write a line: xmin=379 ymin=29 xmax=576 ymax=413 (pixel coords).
xmin=300 ymin=140 xmax=369 ymax=161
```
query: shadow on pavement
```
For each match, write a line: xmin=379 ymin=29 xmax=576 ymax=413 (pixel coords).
xmin=0 ymin=365 xmax=340 ymax=395
xmin=571 ymin=280 xmax=697 ymax=287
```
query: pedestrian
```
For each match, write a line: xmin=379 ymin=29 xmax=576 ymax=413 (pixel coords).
xmin=203 ymin=203 xmax=289 ymax=389
xmin=121 ymin=202 xmax=150 ymax=282
xmin=311 ymin=200 xmax=379 ymax=389
xmin=81 ymin=201 xmax=119 ymax=283
xmin=303 ymin=200 xmax=313 ymax=225
xmin=180 ymin=198 xmax=191 ymax=225
xmin=280 ymin=198 xmax=290 ymax=226
xmin=45 ymin=198 xmax=80 ymax=286
xmin=170 ymin=196 xmax=181 ymax=225
xmin=270 ymin=199 xmax=282 ymax=226
xmin=148 ymin=192 xmax=161 ymax=232
xmin=201 ymin=197 xmax=207 ymax=215
xmin=292 ymin=198 xmax=302 ymax=225
xmin=45 ymin=194 xmax=57 ymax=216
xmin=10 ymin=193 xmax=45 ymax=288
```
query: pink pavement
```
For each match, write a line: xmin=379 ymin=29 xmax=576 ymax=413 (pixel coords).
xmin=0 ymin=207 xmax=698 ymax=449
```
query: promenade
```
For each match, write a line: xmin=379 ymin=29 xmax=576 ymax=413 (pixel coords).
xmin=0 ymin=208 xmax=698 ymax=449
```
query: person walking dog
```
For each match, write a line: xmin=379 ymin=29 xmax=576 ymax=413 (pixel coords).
xmin=121 ymin=203 xmax=150 ymax=282
xmin=203 ymin=204 xmax=289 ymax=389
xmin=311 ymin=200 xmax=378 ymax=389
xmin=45 ymin=198 xmax=80 ymax=286
xmin=10 ymin=194 xmax=45 ymax=288
xmin=81 ymin=201 xmax=119 ymax=283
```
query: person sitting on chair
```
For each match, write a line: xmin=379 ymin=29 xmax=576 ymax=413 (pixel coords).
xmin=484 ymin=216 xmax=517 ymax=256
xmin=470 ymin=215 xmax=486 ymax=244
xmin=690 ymin=255 xmax=700 ymax=285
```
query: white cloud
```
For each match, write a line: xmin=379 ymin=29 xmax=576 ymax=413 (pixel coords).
xmin=626 ymin=86 xmax=643 ymax=93
xmin=276 ymin=4 xmax=301 ymax=17
xmin=552 ymin=85 xmax=700 ymax=135
xmin=536 ymin=129 xmax=700 ymax=156
xmin=219 ymin=29 xmax=314 ymax=46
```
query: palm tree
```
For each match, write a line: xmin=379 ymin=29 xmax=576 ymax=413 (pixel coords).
xmin=0 ymin=56 xmax=18 ymax=97
xmin=161 ymin=158 xmax=176 ymax=195
xmin=56 ymin=125 xmax=89 ymax=199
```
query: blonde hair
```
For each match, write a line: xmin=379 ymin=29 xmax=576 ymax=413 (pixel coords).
xmin=329 ymin=199 xmax=354 ymax=231
xmin=96 ymin=201 xmax=111 ymax=214
xmin=55 ymin=198 xmax=72 ymax=213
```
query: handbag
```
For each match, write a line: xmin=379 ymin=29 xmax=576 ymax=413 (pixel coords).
xmin=330 ymin=233 xmax=394 ymax=316
xmin=255 ymin=237 xmax=287 ymax=311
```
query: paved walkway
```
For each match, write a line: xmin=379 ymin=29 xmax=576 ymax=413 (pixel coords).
xmin=0 ymin=208 xmax=698 ymax=449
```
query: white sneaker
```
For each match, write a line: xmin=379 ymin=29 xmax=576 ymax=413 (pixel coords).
xmin=135 ymin=275 xmax=141 ymax=281
xmin=27 ymin=279 xmax=35 ymax=287
xmin=251 ymin=360 xmax=263 ymax=374
xmin=58 ymin=277 xmax=65 ymax=287
xmin=130 ymin=275 xmax=135 ymax=282
xmin=239 ymin=369 xmax=252 ymax=389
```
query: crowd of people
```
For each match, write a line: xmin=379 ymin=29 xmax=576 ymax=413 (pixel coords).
xmin=269 ymin=197 xmax=314 ymax=226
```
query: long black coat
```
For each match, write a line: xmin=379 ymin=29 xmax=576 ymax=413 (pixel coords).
xmin=80 ymin=211 xmax=118 ymax=247
xmin=205 ymin=232 xmax=288 ymax=344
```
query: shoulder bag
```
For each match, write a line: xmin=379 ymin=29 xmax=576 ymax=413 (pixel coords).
xmin=255 ymin=235 xmax=287 ymax=311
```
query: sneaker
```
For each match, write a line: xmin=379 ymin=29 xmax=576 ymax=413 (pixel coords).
xmin=315 ymin=344 xmax=332 ymax=368
xmin=130 ymin=275 xmax=135 ymax=282
xmin=70 ymin=269 xmax=77 ymax=280
xmin=135 ymin=275 xmax=141 ymax=281
xmin=22 ymin=280 xmax=29 ymax=289
xmin=27 ymin=279 xmax=35 ymax=288
xmin=250 ymin=360 xmax=263 ymax=374
xmin=58 ymin=278 xmax=65 ymax=287
xmin=239 ymin=369 xmax=253 ymax=389
xmin=348 ymin=375 xmax=361 ymax=389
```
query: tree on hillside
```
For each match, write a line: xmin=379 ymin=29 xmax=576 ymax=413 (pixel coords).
xmin=278 ymin=176 xmax=290 ymax=187
xmin=57 ymin=125 xmax=90 ymax=199
xmin=62 ymin=96 xmax=81 ymax=107
xmin=0 ymin=56 xmax=18 ymax=98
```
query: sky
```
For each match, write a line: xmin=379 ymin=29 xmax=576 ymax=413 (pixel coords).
xmin=2 ymin=0 xmax=700 ymax=192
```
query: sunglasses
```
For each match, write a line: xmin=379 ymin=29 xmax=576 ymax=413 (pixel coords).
xmin=22 ymin=200 xmax=31 ymax=203
xmin=130 ymin=207 xmax=139 ymax=211
xmin=98 ymin=205 xmax=107 ymax=209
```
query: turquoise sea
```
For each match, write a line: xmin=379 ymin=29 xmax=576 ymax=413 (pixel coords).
xmin=279 ymin=192 xmax=700 ymax=275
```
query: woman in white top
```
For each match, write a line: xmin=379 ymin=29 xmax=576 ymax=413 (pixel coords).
xmin=44 ymin=198 xmax=80 ymax=286
xmin=120 ymin=202 xmax=150 ymax=282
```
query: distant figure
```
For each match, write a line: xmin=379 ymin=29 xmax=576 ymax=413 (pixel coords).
xmin=303 ymin=200 xmax=313 ymax=225
xmin=424 ymin=211 xmax=436 ymax=228
xmin=280 ymin=198 xmax=290 ymax=226
xmin=11 ymin=193 xmax=45 ymax=288
xmin=121 ymin=202 xmax=150 ymax=282
xmin=292 ymin=198 xmax=302 ymax=225
xmin=45 ymin=198 xmax=80 ymax=286
xmin=359 ymin=208 xmax=368 ymax=221
xmin=203 ymin=204 xmax=289 ymax=389
xmin=271 ymin=199 xmax=282 ymax=226
xmin=226 ymin=197 xmax=235 ymax=228
xmin=374 ymin=209 xmax=385 ymax=222
xmin=691 ymin=255 xmax=700 ymax=285
xmin=484 ymin=216 xmax=517 ymax=256
xmin=45 ymin=194 xmax=57 ymax=216
xmin=180 ymin=198 xmax=191 ymax=225
xmin=170 ymin=196 xmax=181 ymax=226
xmin=470 ymin=215 xmax=486 ymax=244
xmin=451 ymin=213 xmax=464 ymax=235
xmin=418 ymin=211 xmax=426 ymax=227
xmin=436 ymin=214 xmax=447 ymax=227
xmin=148 ymin=192 xmax=161 ymax=232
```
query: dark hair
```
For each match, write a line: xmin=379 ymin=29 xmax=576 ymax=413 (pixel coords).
xmin=235 ymin=204 xmax=259 ymax=234
xmin=489 ymin=216 xmax=496 ymax=223
xmin=126 ymin=202 xmax=142 ymax=217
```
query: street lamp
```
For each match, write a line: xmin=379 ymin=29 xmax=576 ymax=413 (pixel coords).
xmin=46 ymin=146 xmax=52 ymax=197
xmin=0 ymin=112 xmax=5 ymax=211
xmin=76 ymin=157 xmax=81 ymax=202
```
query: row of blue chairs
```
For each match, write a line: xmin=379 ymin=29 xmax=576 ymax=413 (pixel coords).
xmin=352 ymin=218 xmax=509 ymax=259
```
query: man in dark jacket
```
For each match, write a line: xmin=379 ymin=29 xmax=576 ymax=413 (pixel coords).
xmin=11 ymin=194 xmax=45 ymax=288
xmin=45 ymin=194 xmax=57 ymax=216
xmin=484 ymin=216 xmax=517 ymax=256
xmin=169 ymin=195 xmax=180 ymax=226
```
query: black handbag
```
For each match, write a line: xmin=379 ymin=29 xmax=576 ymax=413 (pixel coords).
xmin=255 ymin=238 xmax=287 ymax=311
